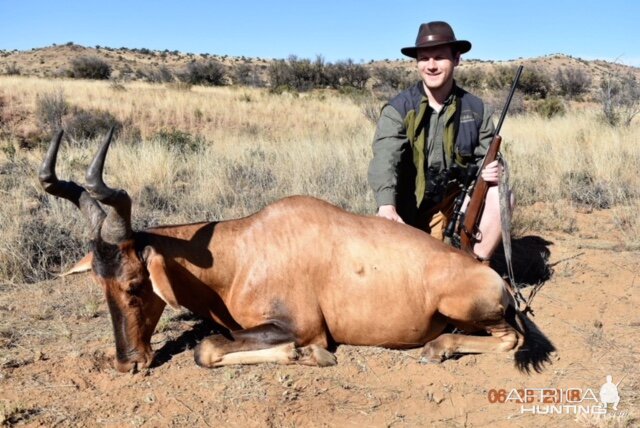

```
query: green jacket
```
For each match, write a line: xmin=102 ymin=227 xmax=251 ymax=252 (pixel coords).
xmin=368 ymin=81 xmax=495 ymax=226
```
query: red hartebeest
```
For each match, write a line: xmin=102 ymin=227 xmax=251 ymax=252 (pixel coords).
xmin=39 ymin=130 xmax=554 ymax=373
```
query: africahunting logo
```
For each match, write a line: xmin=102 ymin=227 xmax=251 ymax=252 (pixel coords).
xmin=487 ymin=375 xmax=629 ymax=416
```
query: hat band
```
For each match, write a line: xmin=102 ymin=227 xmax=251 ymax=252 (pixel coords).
xmin=417 ymin=34 xmax=455 ymax=45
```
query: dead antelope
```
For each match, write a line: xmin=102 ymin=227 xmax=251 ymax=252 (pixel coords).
xmin=39 ymin=130 xmax=554 ymax=373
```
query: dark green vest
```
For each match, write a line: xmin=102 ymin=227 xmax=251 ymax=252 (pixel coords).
xmin=387 ymin=82 xmax=484 ymax=218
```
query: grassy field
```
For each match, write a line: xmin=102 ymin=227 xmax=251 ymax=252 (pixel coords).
xmin=0 ymin=75 xmax=638 ymax=283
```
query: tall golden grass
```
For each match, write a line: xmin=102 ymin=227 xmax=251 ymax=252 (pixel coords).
xmin=0 ymin=76 xmax=638 ymax=282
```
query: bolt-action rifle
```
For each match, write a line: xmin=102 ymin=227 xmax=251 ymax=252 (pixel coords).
xmin=444 ymin=65 xmax=523 ymax=252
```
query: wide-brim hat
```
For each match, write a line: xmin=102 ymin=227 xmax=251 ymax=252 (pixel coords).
xmin=401 ymin=21 xmax=471 ymax=58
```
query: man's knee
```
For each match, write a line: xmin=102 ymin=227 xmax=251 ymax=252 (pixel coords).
xmin=485 ymin=186 xmax=515 ymax=213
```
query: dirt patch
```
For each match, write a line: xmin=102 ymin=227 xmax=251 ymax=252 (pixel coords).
xmin=1 ymin=211 xmax=638 ymax=427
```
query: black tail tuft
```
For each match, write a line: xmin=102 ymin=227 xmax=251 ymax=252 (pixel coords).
xmin=514 ymin=311 xmax=555 ymax=374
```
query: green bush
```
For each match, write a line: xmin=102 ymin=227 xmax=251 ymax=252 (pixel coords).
xmin=153 ymin=128 xmax=205 ymax=153
xmin=268 ymin=55 xmax=323 ymax=92
xmin=266 ymin=55 xmax=370 ymax=91
xmin=486 ymin=65 xmax=517 ymax=90
xmin=181 ymin=60 xmax=226 ymax=86
xmin=145 ymin=66 xmax=174 ymax=83
xmin=519 ymin=67 xmax=552 ymax=99
xmin=70 ymin=56 xmax=112 ymax=80
xmin=233 ymin=63 xmax=264 ymax=87
xmin=36 ymin=89 xmax=68 ymax=133
xmin=484 ymin=89 xmax=526 ymax=116
xmin=600 ymin=72 xmax=640 ymax=127
xmin=555 ymin=67 xmax=591 ymax=99
xmin=455 ymin=67 xmax=486 ymax=89
xmin=372 ymin=66 xmax=413 ymax=91
xmin=325 ymin=59 xmax=370 ymax=90
xmin=65 ymin=108 xmax=122 ymax=141
xmin=533 ymin=97 xmax=566 ymax=118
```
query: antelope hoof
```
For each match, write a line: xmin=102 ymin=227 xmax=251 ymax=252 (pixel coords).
xmin=193 ymin=336 xmax=226 ymax=368
xmin=420 ymin=343 xmax=445 ymax=364
xmin=297 ymin=345 xmax=337 ymax=367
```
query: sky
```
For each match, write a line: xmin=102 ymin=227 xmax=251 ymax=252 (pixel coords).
xmin=1 ymin=0 xmax=639 ymax=66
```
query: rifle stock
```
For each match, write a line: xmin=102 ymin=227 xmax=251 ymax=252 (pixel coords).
xmin=459 ymin=135 xmax=501 ymax=251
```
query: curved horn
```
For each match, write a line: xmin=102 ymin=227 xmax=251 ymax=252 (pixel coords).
xmin=85 ymin=127 xmax=133 ymax=244
xmin=39 ymin=130 xmax=106 ymax=238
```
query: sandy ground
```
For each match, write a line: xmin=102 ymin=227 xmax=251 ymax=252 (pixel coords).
xmin=1 ymin=209 xmax=638 ymax=427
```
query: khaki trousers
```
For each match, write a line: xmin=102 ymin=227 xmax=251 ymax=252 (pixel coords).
xmin=420 ymin=192 xmax=459 ymax=241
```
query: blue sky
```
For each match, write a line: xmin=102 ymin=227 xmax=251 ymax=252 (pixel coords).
xmin=1 ymin=0 xmax=638 ymax=66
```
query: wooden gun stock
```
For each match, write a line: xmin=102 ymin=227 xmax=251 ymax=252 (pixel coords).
xmin=459 ymin=135 xmax=501 ymax=252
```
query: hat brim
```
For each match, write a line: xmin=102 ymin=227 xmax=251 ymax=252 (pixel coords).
xmin=401 ymin=40 xmax=471 ymax=58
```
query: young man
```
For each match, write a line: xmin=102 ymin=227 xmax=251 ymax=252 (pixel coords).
xmin=368 ymin=21 xmax=508 ymax=262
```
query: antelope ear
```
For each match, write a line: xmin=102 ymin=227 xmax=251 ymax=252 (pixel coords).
xmin=143 ymin=246 xmax=180 ymax=309
xmin=61 ymin=252 xmax=93 ymax=276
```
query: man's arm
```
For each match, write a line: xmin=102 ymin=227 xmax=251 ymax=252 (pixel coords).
xmin=367 ymin=105 xmax=409 ymax=222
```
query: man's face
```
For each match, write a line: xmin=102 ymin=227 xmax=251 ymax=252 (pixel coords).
xmin=416 ymin=46 xmax=460 ymax=91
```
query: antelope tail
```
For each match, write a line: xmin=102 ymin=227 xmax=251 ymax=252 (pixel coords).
xmin=512 ymin=309 xmax=556 ymax=373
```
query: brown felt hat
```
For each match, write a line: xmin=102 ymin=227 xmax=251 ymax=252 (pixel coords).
xmin=401 ymin=21 xmax=471 ymax=58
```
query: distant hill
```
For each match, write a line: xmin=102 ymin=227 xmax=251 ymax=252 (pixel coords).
xmin=1 ymin=43 xmax=638 ymax=95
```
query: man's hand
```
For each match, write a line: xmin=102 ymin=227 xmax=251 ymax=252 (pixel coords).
xmin=377 ymin=205 xmax=405 ymax=224
xmin=481 ymin=160 xmax=502 ymax=185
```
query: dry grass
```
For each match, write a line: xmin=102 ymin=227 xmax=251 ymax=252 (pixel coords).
xmin=0 ymin=75 xmax=639 ymax=282
xmin=503 ymin=110 xmax=640 ymax=244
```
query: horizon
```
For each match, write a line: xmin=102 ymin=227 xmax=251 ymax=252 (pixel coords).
xmin=5 ymin=42 xmax=630 ymax=68
xmin=1 ymin=1 xmax=639 ymax=67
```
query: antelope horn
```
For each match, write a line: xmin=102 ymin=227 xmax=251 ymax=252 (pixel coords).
xmin=39 ymin=130 xmax=106 ymax=238
xmin=85 ymin=127 xmax=133 ymax=244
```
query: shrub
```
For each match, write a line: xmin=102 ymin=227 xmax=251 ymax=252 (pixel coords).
xmin=325 ymin=59 xmax=370 ymax=90
xmin=483 ymin=89 xmax=526 ymax=117
xmin=563 ymin=171 xmax=613 ymax=209
xmin=268 ymin=55 xmax=371 ymax=91
xmin=64 ymin=107 xmax=122 ymax=141
xmin=599 ymin=71 xmax=640 ymax=127
xmin=0 ymin=182 xmax=87 ymax=283
xmin=372 ymin=66 xmax=413 ymax=91
xmin=70 ymin=56 xmax=112 ymax=80
xmin=555 ymin=67 xmax=591 ymax=99
xmin=36 ymin=89 xmax=68 ymax=133
xmin=267 ymin=55 xmax=325 ymax=92
xmin=4 ymin=62 xmax=20 ymax=76
xmin=533 ymin=97 xmax=566 ymax=118
xmin=233 ymin=63 xmax=264 ymax=87
xmin=153 ymin=128 xmax=205 ymax=153
xmin=518 ymin=67 xmax=551 ymax=99
xmin=181 ymin=60 xmax=226 ymax=86
xmin=145 ymin=65 xmax=174 ymax=83
xmin=17 ymin=214 xmax=86 ymax=283
xmin=455 ymin=67 xmax=486 ymax=89
xmin=267 ymin=60 xmax=293 ymax=90
xmin=486 ymin=65 xmax=517 ymax=90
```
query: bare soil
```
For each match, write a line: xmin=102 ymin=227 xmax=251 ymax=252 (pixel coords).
xmin=1 ymin=209 xmax=638 ymax=427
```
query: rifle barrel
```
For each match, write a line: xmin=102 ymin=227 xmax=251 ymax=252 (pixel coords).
xmin=494 ymin=65 xmax=523 ymax=137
